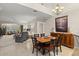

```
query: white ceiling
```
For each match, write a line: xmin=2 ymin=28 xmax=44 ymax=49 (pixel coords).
xmin=0 ymin=3 xmax=79 ymax=24
xmin=40 ymin=3 xmax=79 ymax=14
xmin=0 ymin=3 xmax=51 ymax=24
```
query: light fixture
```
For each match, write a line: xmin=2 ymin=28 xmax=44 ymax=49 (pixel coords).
xmin=33 ymin=10 xmax=38 ymax=12
xmin=52 ymin=4 xmax=64 ymax=15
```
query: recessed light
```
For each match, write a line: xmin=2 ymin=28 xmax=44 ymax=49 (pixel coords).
xmin=33 ymin=10 xmax=38 ymax=12
xmin=41 ymin=3 xmax=44 ymax=5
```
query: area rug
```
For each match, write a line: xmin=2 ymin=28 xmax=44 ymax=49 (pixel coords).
xmin=72 ymin=48 xmax=79 ymax=56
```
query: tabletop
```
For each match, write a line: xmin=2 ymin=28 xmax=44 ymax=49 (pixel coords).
xmin=37 ymin=36 xmax=57 ymax=43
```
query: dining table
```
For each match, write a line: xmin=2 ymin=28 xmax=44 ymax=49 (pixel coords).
xmin=36 ymin=36 xmax=57 ymax=56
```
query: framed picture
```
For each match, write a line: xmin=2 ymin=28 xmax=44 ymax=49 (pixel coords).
xmin=55 ymin=16 xmax=68 ymax=32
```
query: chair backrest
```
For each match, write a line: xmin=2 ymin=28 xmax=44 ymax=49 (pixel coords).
xmin=31 ymin=37 xmax=37 ymax=45
xmin=55 ymin=34 xmax=64 ymax=46
xmin=34 ymin=34 xmax=39 ymax=37
xmin=40 ymin=33 xmax=45 ymax=37
xmin=31 ymin=34 xmax=39 ymax=45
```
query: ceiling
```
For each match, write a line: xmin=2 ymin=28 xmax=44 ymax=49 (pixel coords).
xmin=0 ymin=3 xmax=51 ymax=24
xmin=40 ymin=3 xmax=79 ymax=14
xmin=0 ymin=3 xmax=79 ymax=24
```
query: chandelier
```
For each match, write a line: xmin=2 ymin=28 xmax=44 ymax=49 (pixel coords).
xmin=52 ymin=4 xmax=64 ymax=15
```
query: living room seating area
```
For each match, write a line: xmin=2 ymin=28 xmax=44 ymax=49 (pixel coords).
xmin=14 ymin=32 xmax=29 ymax=43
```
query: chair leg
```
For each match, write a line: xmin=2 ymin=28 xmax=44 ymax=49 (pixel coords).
xmin=48 ymin=49 xmax=50 ymax=56
xmin=56 ymin=47 xmax=58 ymax=55
xmin=36 ymin=47 xmax=38 ymax=56
xmin=32 ymin=47 xmax=34 ymax=53
xmin=60 ymin=46 xmax=62 ymax=52
xmin=53 ymin=47 xmax=55 ymax=56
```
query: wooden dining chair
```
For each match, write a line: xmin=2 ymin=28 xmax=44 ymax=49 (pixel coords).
xmin=50 ymin=39 xmax=56 ymax=56
xmin=40 ymin=40 xmax=55 ymax=56
xmin=40 ymin=33 xmax=45 ymax=37
xmin=55 ymin=34 xmax=64 ymax=55
xmin=34 ymin=34 xmax=39 ymax=38
xmin=31 ymin=37 xmax=40 ymax=56
xmin=42 ymin=42 xmax=55 ymax=56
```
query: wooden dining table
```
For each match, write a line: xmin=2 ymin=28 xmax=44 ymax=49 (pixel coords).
xmin=37 ymin=36 xmax=57 ymax=43
xmin=36 ymin=36 xmax=57 ymax=56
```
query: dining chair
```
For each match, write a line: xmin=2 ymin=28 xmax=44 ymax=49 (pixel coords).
xmin=40 ymin=40 xmax=55 ymax=56
xmin=40 ymin=33 xmax=45 ymax=37
xmin=42 ymin=42 xmax=55 ymax=56
xmin=50 ymin=39 xmax=56 ymax=56
xmin=55 ymin=34 xmax=64 ymax=55
xmin=34 ymin=34 xmax=39 ymax=38
xmin=31 ymin=37 xmax=40 ymax=56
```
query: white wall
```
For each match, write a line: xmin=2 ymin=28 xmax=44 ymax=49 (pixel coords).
xmin=44 ymin=16 xmax=55 ymax=35
xmin=31 ymin=21 xmax=37 ymax=34
xmin=45 ymin=9 xmax=79 ymax=35
xmin=23 ymin=19 xmax=46 ymax=35
xmin=23 ymin=20 xmax=37 ymax=35
xmin=37 ymin=21 xmax=45 ymax=34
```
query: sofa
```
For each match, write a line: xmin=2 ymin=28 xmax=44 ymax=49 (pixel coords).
xmin=14 ymin=32 xmax=29 ymax=43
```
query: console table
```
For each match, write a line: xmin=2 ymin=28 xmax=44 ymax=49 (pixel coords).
xmin=50 ymin=32 xmax=74 ymax=48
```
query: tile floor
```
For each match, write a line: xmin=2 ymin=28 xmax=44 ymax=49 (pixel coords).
xmin=0 ymin=35 xmax=74 ymax=56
